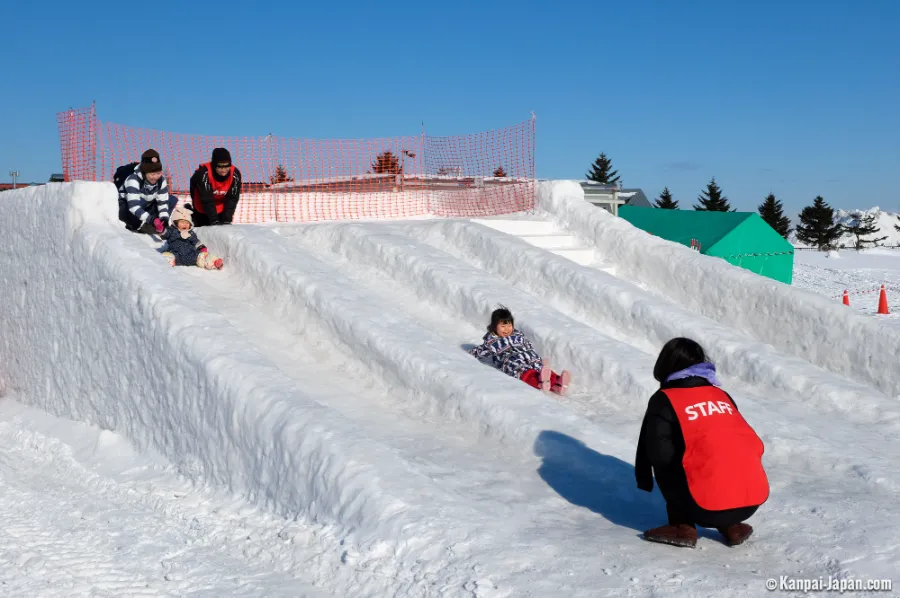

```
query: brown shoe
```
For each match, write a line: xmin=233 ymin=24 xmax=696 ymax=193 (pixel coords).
xmin=642 ymin=524 xmax=697 ymax=548
xmin=717 ymin=523 xmax=753 ymax=546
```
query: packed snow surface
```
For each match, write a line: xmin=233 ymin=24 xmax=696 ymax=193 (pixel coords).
xmin=0 ymin=181 xmax=897 ymax=596
xmin=792 ymin=248 xmax=900 ymax=323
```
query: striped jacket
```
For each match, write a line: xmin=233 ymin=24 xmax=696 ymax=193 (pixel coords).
xmin=123 ymin=170 xmax=171 ymax=224
xmin=469 ymin=329 xmax=543 ymax=379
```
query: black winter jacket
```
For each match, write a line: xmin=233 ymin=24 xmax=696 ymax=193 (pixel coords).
xmin=189 ymin=165 xmax=242 ymax=224
xmin=162 ymin=226 xmax=207 ymax=266
xmin=635 ymin=376 xmax=739 ymax=493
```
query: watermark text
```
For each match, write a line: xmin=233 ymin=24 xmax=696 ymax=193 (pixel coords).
xmin=766 ymin=576 xmax=892 ymax=593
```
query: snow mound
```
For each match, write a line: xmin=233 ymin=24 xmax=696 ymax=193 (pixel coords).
xmin=790 ymin=207 xmax=900 ymax=249
xmin=834 ymin=207 xmax=900 ymax=247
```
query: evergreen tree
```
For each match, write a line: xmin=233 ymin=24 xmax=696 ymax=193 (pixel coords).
xmin=795 ymin=196 xmax=844 ymax=249
xmin=493 ymin=166 xmax=508 ymax=177
xmin=370 ymin=151 xmax=402 ymax=174
xmin=895 ymin=215 xmax=900 ymax=234
xmin=585 ymin=152 xmax=620 ymax=185
xmin=693 ymin=177 xmax=734 ymax=211
xmin=844 ymin=211 xmax=888 ymax=250
xmin=757 ymin=193 xmax=792 ymax=238
xmin=654 ymin=187 xmax=678 ymax=209
xmin=269 ymin=164 xmax=293 ymax=184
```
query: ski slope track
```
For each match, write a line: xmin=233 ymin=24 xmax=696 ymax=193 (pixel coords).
xmin=0 ymin=181 xmax=897 ymax=596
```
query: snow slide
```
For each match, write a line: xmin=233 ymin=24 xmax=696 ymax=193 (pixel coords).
xmin=0 ymin=182 xmax=898 ymax=596
xmin=0 ymin=183 xmax=501 ymax=596
xmin=537 ymin=180 xmax=900 ymax=398
xmin=199 ymin=219 xmax=899 ymax=591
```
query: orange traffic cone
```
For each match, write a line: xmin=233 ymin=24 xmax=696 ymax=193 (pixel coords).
xmin=842 ymin=290 xmax=850 ymax=306
xmin=877 ymin=285 xmax=890 ymax=315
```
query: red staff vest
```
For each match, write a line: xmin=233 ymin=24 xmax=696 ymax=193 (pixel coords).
xmin=192 ymin=163 xmax=234 ymax=214
xmin=663 ymin=386 xmax=769 ymax=511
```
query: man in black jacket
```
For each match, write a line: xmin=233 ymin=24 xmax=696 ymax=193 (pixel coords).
xmin=189 ymin=148 xmax=242 ymax=226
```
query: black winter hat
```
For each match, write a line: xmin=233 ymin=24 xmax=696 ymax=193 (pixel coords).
xmin=140 ymin=149 xmax=162 ymax=174
xmin=211 ymin=148 xmax=232 ymax=167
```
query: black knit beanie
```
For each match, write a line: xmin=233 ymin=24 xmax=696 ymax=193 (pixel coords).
xmin=140 ymin=149 xmax=162 ymax=174
xmin=211 ymin=148 xmax=232 ymax=167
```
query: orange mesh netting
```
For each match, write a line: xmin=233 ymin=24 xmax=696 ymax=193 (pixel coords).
xmin=57 ymin=104 xmax=535 ymax=223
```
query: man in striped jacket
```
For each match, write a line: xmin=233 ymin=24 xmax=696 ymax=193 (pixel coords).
xmin=122 ymin=149 xmax=177 ymax=234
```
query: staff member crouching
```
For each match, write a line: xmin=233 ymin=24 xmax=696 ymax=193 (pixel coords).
xmin=635 ymin=337 xmax=769 ymax=548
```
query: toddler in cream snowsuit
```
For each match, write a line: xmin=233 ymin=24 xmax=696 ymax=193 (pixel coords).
xmin=161 ymin=204 xmax=223 ymax=269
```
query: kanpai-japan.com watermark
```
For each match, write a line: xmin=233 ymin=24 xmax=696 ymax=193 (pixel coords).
xmin=766 ymin=576 xmax=892 ymax=593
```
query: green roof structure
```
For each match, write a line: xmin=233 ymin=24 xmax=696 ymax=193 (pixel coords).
xmin=618 ymin=206 xmax=795 ymax=284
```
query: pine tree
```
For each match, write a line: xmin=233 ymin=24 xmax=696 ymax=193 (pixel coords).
xmin=895 ymin=215 xmax=900 ymax=233
xmin=585 ymin=153 xmax=620 ymax=185
xmin=493 ymin=166 xmax=508 ymax=178
xmin=844 ymin=211 xmax=888 ymax=250
xmin=795 ymin=196 xmax=844 ymax=249
xmin=269 ymin=164 xmax=293 ymax=185
xmin=757 ymin=193 xmax=792 ymax=238
xmin=370 ymin=151 xmax=402 ymax=174
xmin=693 ymin=177 xmax=734 ymax=211
xmin=654 ymin=187 xmax=678 ymax=209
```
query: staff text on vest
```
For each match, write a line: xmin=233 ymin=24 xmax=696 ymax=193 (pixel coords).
xmin=685 ymin=400 xmax=734 ymax=420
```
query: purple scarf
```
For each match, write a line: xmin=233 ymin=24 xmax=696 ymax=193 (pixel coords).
xmin=665 ymin=362 xmax=722 ymax=387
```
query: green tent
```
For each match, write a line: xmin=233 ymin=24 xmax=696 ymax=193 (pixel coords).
xmin=618 ymin=206 xmax=795 ymax=284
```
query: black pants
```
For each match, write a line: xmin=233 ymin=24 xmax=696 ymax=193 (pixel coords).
xmin=191 ymin=198 xmax=238 ymax=227
xmin=666 ymin=500 xmax=758 ymax=529
xmin=192 ymin=210 xmax=217 ymax=227
xmin=656 ymin=469 xmax=759 ymax=528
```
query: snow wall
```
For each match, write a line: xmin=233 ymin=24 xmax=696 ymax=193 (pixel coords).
xmin=0 ymin=182 xmax=473 ymax=573
xmin=537 ymin=180 xmax=900 ymax=398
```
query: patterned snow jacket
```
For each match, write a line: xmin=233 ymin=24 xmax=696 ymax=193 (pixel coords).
xmin=469 ymin=329 xmax=543 ymax=379
xmin=161 ymin=226 xmax=206 ymax=266
xmin=123 ymin=170 xmax=171 ymax=225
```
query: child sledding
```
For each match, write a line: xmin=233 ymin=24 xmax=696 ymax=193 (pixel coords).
xmin=160 ymin=204 xmax=224 ymax=270
xmin=469 ymin=307 xmax=572 ymax=395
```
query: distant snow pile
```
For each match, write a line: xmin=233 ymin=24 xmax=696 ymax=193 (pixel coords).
xmin=835 ymin=207 xmax=900 ymax=248
xmin=790 ymin=207 xmax=900 ymax=249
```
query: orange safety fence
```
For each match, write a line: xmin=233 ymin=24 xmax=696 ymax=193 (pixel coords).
xmin=57 ymin=104 xmax=536 ymax=223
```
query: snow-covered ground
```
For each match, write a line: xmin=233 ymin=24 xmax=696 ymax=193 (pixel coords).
xmin=0 ymin=181 xmax=897 ymax=596
xmin=792 ymin=248 xmax=900 ymax=323
xmin=0 ymin=400 xmax=327 ymax=597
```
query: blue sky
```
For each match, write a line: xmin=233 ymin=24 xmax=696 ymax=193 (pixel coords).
xmin=2 ymin=0 xmax=897 ymax=217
